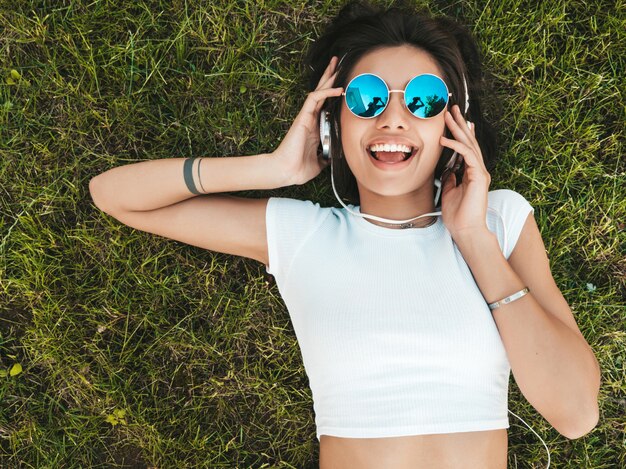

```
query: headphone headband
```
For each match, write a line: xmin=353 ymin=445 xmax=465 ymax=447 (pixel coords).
xmin=462 ymin=75 xmax=469 ymax=114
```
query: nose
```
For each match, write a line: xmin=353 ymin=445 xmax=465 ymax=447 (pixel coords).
xmin=376 ymin=91 xmax=410 ymax=130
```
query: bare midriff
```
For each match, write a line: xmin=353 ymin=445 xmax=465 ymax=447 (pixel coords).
xmin=319 ymin=429 xmax=508 ymax=469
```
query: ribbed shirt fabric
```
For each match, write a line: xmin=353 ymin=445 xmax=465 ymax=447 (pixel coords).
xmin=265 ymin=189 xmax=535 ymax=442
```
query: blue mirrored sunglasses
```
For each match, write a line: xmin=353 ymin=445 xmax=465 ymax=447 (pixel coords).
xmin=343 ymin=73 xmax=451 ymax=119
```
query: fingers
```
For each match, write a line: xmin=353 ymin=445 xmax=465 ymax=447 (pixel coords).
xmin=439 ymin=137 xmax=471 ymax=158
xmin=315 ymin=56 xmax=339 ymax=91
xmin=300 ymin=86 xmax=344 ymax=119
xmin=305 ymin=56 xmax=342 ymax=116
xmin=313 ymin=75 xmax=341 ymax=114
xmin=444 ymin=106 xmax=473 ymax=146
xmin=443 ymin=105 xmax=487 ymax=173
xmin=315 ymin=71 xmax=338 ymax=99
xmin=440 ymin=135 xmax=490 ymax=186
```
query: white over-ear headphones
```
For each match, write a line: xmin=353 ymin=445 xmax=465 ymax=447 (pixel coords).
xmin=320 ymin=75 xmax=479 ymax=224
xmin=319 ymin=75 xmax=551 ymax=468
xmin=321 ymin=76 xmax=510 ymax=248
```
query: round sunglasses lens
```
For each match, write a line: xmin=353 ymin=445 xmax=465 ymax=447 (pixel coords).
xmin=405 ymin=75 xmax=449 ymax=118
xmin=345 ymin=74 xmax=388 ymax=118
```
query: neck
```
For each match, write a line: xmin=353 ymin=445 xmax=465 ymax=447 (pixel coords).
xmin=358 ymin=185 xmax=437 ymax=229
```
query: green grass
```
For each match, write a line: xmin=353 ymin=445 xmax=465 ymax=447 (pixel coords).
xmin=0 ymin=0 xmax=624 ymax=467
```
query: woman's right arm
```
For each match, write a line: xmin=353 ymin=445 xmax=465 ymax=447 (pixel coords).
xmin=88 ymin=155 xmax=290 ymax=266
xmin=88 ymin=57 xmax=341 ymax=266
xmin=90 ymin=54 xmax=341 ymax=213
xmin=89 ymin=154 xmax=289 ymax=213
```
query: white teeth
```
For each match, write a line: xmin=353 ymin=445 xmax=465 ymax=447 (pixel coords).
xmin=368 ymin=143 xmax=413 ymax=153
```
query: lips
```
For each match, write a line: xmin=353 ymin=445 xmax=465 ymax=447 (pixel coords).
xmin=367 ymin=143 xmax=417 ymax=162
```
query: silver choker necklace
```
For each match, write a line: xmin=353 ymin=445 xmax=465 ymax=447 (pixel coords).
xmin=376 ymin=216 xmax=438 ymax=230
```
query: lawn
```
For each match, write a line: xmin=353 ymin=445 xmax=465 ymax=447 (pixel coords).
xmin=1 ymin=0 xmax=624 ymax=467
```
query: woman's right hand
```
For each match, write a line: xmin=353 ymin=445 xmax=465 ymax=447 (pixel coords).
xmin=272 ymin=56 xmax=344 ymax=186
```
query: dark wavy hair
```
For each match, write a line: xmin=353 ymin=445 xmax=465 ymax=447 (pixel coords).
xmin=304 ymin=1 xmax=499 ymax=206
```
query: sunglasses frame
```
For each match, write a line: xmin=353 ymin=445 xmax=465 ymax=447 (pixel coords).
xmin=342 ymin=72 xmax=452 ymax=119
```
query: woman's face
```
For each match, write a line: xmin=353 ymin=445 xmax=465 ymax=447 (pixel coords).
xmin=339 ymin=45 xmax=448 ymax=200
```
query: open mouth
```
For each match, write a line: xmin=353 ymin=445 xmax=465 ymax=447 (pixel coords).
xmin=367 ymin=143 xmax=416 ymax=163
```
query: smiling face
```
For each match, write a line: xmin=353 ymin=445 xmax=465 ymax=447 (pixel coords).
xmin=339 ymin=44 xmax=448 ymax=205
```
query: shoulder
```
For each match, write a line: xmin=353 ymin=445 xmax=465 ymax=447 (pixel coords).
xmin=267 ymin=197 xmax=328 ymax=218
xmin=267 ymin=197 xmax=342 ymax=217
xmin=267 ymin=197 xmax=324 ymax=216
xmin=488 ymin=188 xmax=534 ymax=211
xmin=265 ymin=197 xmax=335 ymax=278
xmin=266 ymin=197 xmax=334 ymax=232
xmin=487 ymin=188 xmax=535 ymax=226
xmin=486 ymin=189 xmax=535 ymax=259
xmin=268 ymin=196 xmax=322 ymax=210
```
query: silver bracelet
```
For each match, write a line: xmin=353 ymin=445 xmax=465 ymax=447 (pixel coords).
xmin=488 ymin=287 xmax=530 ymax=310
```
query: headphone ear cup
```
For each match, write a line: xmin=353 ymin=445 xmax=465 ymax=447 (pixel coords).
xmin=319 ymin=110 xmax=331 ymax=159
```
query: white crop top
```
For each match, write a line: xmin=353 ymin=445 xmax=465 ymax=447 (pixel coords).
xmin=265 ymin=189 xmax=535 ymax=441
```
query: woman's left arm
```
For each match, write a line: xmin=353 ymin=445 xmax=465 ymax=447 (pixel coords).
xmin=454 ymin=216 xmax=601 ymax=440
xmin=439 ymin=105 xmax=601 ymax=440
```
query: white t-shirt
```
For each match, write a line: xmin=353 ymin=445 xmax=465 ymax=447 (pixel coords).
xmin=265 ymin=189 xmax=534 ymax=441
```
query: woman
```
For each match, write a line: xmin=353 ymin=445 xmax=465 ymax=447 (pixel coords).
xmin=89 ymin=2 xmax=601 ymax=467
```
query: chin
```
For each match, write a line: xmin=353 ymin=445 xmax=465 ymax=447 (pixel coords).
xmin=357 ymin=180 xmax=429 ymax=199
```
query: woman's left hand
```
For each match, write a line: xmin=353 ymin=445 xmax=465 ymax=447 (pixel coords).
xmin=439 ymin=104 xmax=491 ymax=240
